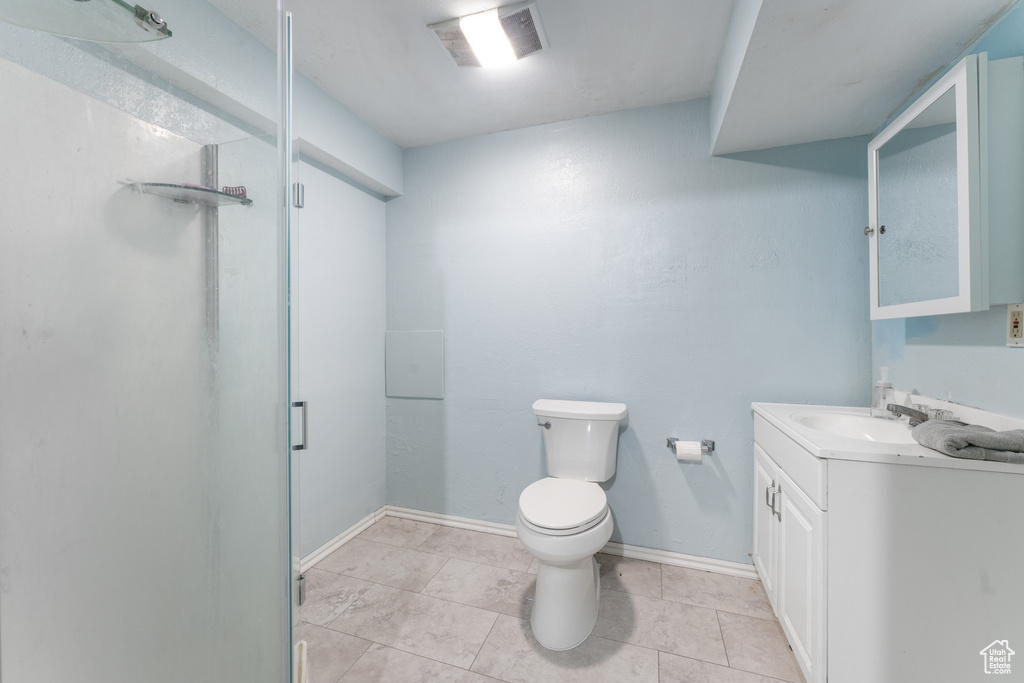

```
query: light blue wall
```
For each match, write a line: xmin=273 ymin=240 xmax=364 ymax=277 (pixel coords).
xmin=967 ymin=0 xmax=1024 ymax=60
xmin=871 ymin=4 xmax=1024 ymax=418
xmin=0 ymin=1 xmax=403 ymax=194
xmin=296 ymin=160 xmax=387 ymax=557
xmin=386 ymin=100 xmax=870 ymax=564
xmin=131 ymin=0 xmax=403 ymax=194
xmin=0 ymin=22 xmax=250 ymax=145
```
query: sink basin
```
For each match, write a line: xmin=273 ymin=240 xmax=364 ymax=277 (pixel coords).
xmin=794 ymin=411 xmax=917 ymax=444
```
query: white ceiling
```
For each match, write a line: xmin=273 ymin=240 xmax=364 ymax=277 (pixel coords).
xmin=712 ymin=0 xmax=1018 ymax=154
xmin=212 ymin=0 xmax=734 ymax=148
xmin=211 ymin=0 xmax=1019 ymax=152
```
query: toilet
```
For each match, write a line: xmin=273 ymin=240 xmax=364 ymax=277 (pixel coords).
xmin=516 ymin=398 xmax=627 ymax=651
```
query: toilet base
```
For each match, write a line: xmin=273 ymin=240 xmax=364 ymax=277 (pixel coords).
xmin=530 ymin=555 xmax=602 ymax=651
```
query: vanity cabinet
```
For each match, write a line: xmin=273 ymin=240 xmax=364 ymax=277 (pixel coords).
xmin=753 ymin=403 xmax=1024 ymax=683
xmin=753 ymin=436 xmax=827 ymax=683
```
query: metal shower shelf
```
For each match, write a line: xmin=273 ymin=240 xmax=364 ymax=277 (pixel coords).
xmin=121 ymin=181 xmax=252 ymax=207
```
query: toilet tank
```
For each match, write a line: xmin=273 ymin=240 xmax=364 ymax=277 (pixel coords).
xmin=532 ymin=399 xmax=628 ymax=482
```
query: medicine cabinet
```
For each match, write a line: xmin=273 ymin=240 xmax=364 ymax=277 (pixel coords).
xmin=867 ymin=53 xmax=1024 ymax=320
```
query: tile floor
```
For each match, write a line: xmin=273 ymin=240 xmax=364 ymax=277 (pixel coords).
xmin=301 ymin=516 xmax=805 ymax=683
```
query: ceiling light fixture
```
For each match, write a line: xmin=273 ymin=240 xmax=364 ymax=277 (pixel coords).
xmin=429 ymin=1 xmax=547 ymax=68
xmin=460 ymin=9 xmax=516 ymax=68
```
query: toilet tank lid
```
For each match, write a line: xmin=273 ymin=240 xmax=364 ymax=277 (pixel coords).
xmin=532 ymin=399 xmax=627 ymax=421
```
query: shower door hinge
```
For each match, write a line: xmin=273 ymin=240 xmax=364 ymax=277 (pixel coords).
xmin=293 ymin=182 xmax=304 ymax=209
xmin=298 ymin=573 xmax=306 ymax=606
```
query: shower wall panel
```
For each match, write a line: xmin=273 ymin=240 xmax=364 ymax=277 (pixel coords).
xmin=0 ymin=57 xmax=285 ymax=682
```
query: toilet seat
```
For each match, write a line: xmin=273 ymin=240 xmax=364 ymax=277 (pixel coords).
xmin=518 ymin=477 xmax=608 ymax=536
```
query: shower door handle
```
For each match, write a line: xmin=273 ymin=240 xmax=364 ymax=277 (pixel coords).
xmin=292 ymin=400 xmax=308 ymax=451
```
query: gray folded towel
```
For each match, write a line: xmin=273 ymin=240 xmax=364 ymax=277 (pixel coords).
xmin=911 ymin=420 xmax=1024 ymax=464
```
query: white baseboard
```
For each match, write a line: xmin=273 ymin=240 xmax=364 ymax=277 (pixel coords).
xmin=386 ymin=506 xmax=757 ymax=580
xmin=600 ymin=541 xmax=758 ymax=579
xmin=299 ymin=506 xmax=387 ymax=574
xmin=300 ymin=505 xmax=757 ymax=581
xmin=385 ymin=505 xmax=519 ymax=538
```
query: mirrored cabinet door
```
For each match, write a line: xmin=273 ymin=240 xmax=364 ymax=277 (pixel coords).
xmin=867 ymin=53 xmax=985 ymax=320
xmin=876 ymin=87 xmax=961 ymax=307
xmin=867 ymin=53 xmax=1024 ymax=321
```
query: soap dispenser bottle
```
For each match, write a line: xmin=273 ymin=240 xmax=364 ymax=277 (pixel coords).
xmin=871 ymin=367 xmax=895 ymax=418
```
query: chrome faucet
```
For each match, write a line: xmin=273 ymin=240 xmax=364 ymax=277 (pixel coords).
xmin=886 ymin=403 xmax=929 ymax=427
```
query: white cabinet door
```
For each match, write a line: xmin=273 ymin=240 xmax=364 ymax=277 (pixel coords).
xmin=777 ymin=468 xmax=827 ymax=683
xmin=752 ymin=444 xmax=780 ymax=609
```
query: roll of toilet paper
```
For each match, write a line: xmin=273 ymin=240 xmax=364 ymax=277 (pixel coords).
xmin=674 ymin=441 xmax=703 ymax=462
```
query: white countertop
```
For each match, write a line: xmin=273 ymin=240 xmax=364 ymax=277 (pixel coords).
xmin=752 ymin=402 xmax=1024 ymax=474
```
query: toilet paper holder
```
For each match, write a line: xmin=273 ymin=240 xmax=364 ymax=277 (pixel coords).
xmin=666 ymin=437 xmax=715 ymax=454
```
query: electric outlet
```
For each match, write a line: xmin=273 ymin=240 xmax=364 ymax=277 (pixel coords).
xmin=1008 ymin=304 xmax=1024 ymax=347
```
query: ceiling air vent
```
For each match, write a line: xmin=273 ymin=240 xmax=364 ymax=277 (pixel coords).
xmin=429 ymin=1 xmax=548 ymax=68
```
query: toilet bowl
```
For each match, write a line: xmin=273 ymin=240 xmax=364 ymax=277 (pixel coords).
xmin=516 ymin=484 xmax=614 ymax=650
xmin=517 ymin=400 xmax=627 ymax=651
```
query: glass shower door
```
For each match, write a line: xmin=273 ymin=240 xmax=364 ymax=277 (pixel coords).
xmin=211 ymin=132 xmax=295 ymax=679
xmin=0 ymin=8 xmax=293 ymax=681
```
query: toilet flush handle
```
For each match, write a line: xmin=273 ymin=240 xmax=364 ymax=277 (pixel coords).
xmin=538 ymin=421 xmax=551 ymax=429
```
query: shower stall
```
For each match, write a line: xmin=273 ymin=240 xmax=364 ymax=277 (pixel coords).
xmin=0 ymin=1 xmax=297 ymax=680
